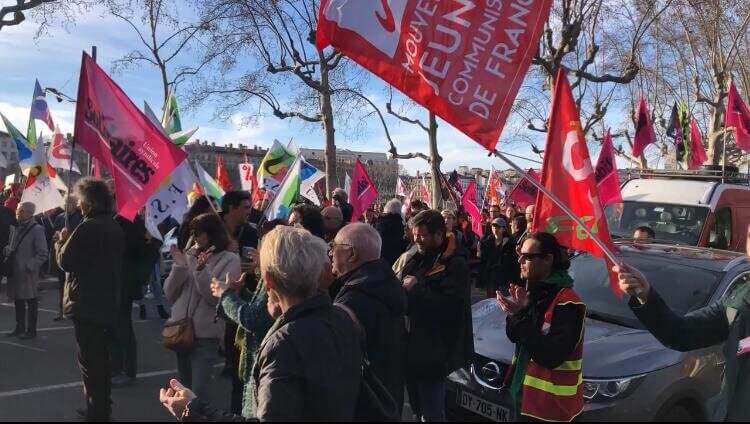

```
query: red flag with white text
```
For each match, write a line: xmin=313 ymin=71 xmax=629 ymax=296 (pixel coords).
xmin=74 ymin=53 xmax=187 ymax=220
xmin=348 ymin=159 xmax=379 ymax=223
xmin=317 ymin=0 xmax=553 ymax=150
xmin=533 ymin=69 xmax=620 ymax=296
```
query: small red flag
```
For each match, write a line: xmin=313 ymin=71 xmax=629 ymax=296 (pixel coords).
xmin=508 ymin=169 xmax=540 ymax=209
xmin=534 ymin=69 xmax=620 ymax=296
xmin=688 ymin=119 xmax=708 ymax=170
xmin=594 ymin=129 xmax=622 ymax=207
xmin=348 ymin=159 xmax=378 ymax=223
xmin=461 ymin=180 xmax=483 ymax=238
xmin=631 ymin=96 xmax=657 ymax=158
xmin=215 ymin=156 xmax=232 ymax=192
xmin=726 ymin=80 xmax=750 ymax=150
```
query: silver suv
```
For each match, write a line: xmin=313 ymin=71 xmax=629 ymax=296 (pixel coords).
xmin=446 ymin=241 xmax=750 ymax=421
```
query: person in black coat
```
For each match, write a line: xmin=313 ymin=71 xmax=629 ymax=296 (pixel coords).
xmin=331 ymin=223 xmax=408 ymax=419
xmin=332 ymin=188 xmax=354 ymax=223
xmin=376 ymin=199 xmax=406 ymax=267
xmin=393 ymin=210 xmax=473 ymax=422
xmin=479 ymin=217 xmax=521 ymax=297
xmin=52 ymin=197 xmax=83 ymax=320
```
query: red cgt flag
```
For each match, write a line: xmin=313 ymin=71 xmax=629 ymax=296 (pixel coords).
xmin=726 ymin=80 xmax=750 ymax=150
xmin=74 ymin=53 xmax=187 ymax=221
xmin=533 ymin=69 xmax=620 ymax=296
xmin=317 ymin=0 xmax=552 ymax=150
xmin=216 ymin=155 xmax=233 ymax=192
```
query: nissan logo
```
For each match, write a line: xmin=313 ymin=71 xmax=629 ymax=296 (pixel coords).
xmin=481 ymin=362 xmax=502 ymax=383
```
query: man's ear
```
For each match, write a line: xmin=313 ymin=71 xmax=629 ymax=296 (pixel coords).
xmin=263 ymin=273 xmax=274 ymax=291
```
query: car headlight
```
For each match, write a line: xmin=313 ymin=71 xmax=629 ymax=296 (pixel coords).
xmin=582 ymin=375 xmax=645 ymax=402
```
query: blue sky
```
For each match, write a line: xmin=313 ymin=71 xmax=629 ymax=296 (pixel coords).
xmin=0 ymin=10 xmax=579 ymax=175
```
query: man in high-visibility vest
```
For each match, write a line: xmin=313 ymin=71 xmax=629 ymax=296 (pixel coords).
xmin=497 ymin=232 xmax=586 ymax=422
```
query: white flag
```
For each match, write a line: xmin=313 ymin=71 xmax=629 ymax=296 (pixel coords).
xmin=146 ymin=160 xmax=197 ymax=228
xmin=396 ymin=177 xmax=407 ymax=197
xmin=344 ymin=172 xmax=352 ymax=194
xmin=238 ymin=163 xmax=254 ymax=192
xmin=21 ymin=141 xmax=63 ymax=213
xmin=299 ymin=156 xmax=325 ymax=206
xmin=46 ymin=126 xmax=80 ymax=173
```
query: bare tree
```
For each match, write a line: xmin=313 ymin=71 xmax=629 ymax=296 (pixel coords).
xmin=104 ymin=0 xmax=221 ymax=103
xmin=0 ymin=0 xmax=92 ymax=35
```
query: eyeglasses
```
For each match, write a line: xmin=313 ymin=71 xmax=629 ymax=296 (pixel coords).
xmin=518 ymin=252 xmax=547 ymax=262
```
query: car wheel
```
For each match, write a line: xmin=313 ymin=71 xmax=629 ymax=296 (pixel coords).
xmin=656 ymin=404 xmax=700 ymax=422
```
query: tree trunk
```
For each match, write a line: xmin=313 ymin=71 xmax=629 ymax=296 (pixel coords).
xmin=428 ymin=112 xmax=442 ymax=209
xmin=707 ymin=102 xmax=725 ymax=165
xmin=319 ymin=52 xmax=337 ymax=198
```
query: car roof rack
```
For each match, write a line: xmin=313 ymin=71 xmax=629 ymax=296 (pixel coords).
xmin=625 ymin=166 xmax=750 ymax=186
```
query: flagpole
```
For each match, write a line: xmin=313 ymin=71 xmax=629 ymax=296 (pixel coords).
xmin=492 ymin=149 xmax=620 ymax=266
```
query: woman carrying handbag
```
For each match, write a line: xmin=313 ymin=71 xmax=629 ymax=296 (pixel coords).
xmin=163 ymin=213 xmax=241 ymax=400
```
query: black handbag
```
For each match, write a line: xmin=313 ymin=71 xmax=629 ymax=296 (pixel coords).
xmin=335 ymin=302 xmax=399 ymax=422
xmin=1 ymin=224 xmax=37 ymax=278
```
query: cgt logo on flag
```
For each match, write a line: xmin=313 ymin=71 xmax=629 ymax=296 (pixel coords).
xmin=323 ymin=0 xmax=408 ymax=58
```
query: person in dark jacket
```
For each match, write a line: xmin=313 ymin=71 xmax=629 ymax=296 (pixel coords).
xmin=57 ymin=178 xmax=125 ymax=421
xmin=331 ymin=222 xmax=408 ymax=418
xmin=393 ymin=210 xmax=473 ymax=422
xmin=288 ymin=203 xmax=325 ymax=240
xmin=160 ymin=226 xmax=362 ymax=421
xmin=52 ymin=195 xmax=83 ymax=320
xmin=479 ymin=218 xmax=520 ymax=297
xmin=332 ymin=188 xmax=354 ymax=223
xmin=376 ymin=198 xmax=406 ymax=267
xmin=510 ymin=214 xmax=527 ymax=243
xmin=615 ymin=262 xmax=750 ymax=421
xmin=498 ymin=232 xmax=586 ymax=422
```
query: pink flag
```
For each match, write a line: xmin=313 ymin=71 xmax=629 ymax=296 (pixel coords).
xmin=461 ymin=180 xmax=483 ymax=238
xmin=688 ymin=119 xmax=708 ymax=170
xmin=74 ymin=53 xmax=187 ymax=221
xmin=726 ymin=80 xmax=750 ymax=150
xmin=348 ymin=159 xmax=378 ymax=223
xmin=420 ymin=176 xmax=431 ymax=208
xmin=594 ymin=129 xmax=622 ymax=207
xmin=632 ymin=96 xmax=657 ymax=157
xmin=508 ymin=169 xmax=540 ymax=209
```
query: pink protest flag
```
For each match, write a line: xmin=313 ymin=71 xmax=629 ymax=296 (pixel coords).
xmin=461 ymin=180 xmax=483 ymax=238
xmin=688 ymin=119 xmax=708 ymax=170
xmin=632 ymin=96 xmax=657 ymax=157
xmin=594 ymin=129 xmax=623 ymax=207
xmin=508 ymin=169 xmax=541 ymax=209
xmin=725 ymin=80 xmax=750 ymax=150
xmin=348 ymin=159 xmax=378 ymax=223
xmin=74 ymin=53 xmax=187 ymax=221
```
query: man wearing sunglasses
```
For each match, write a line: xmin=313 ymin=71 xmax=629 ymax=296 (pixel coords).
xmin=497 ymin=232 xmax=586 ymax=422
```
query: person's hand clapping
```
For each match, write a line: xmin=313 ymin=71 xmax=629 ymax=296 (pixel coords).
xmin=497 ymin=285 xmax=529 ymax=316
xmin=159 ymin=379 xmax=196 ymax=419
xmin=195 ymin=250 xmax=213 ymax=271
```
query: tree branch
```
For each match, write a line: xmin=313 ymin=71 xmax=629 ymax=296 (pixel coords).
xmin=0 ymin=0 xmax=55 ymax=30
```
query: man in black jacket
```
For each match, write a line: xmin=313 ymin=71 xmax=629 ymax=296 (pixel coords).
xmin=331 ymin=222 xmax=408 ymax=418
xmin=332 ymin=188 xmax=354 ymax=223
xmin=376 ymin=199 xmax=406 ymax=267
xmin=479 ymin=218 xmax=520 ymax=297
xmin=393 ymin=210 xmax=473 ymax=422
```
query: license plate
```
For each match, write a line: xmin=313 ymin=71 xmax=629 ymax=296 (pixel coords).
xmin=457 ymin=389 xmax=511 ymax=422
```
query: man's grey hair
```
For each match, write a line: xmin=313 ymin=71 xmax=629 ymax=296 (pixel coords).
xmin=260 ymin=225 xmax=329 ymax=300
xmin=332 ymin=188 xmax=348 ymax=202
xmin=18 ymin=202 xmax=35 ymax=214
xmin=74 ymin=177 xmax=114 ymax=214
xmin=383 ymin=198 xmax=402 ymax=215
xmin=336 ymin=223 xmax=381 ymax=262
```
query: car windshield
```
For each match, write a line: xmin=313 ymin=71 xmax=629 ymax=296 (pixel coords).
xmin=569 ymin=254 xmax=722 ymax=329
xmin=605 ymin=201 xmax=709 ymax=245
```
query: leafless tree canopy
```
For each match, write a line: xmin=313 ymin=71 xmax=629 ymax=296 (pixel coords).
xmin=0 ymin=0 xmax=93 ymax=36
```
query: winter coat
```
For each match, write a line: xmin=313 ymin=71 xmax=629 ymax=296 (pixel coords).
xmin=478 ymin=235 xmax=521 ymax=291
xmin=334 ymin=259 xmax=408 ymax=416
xmin=117 ymin=215 xmax=161 ymax=304
xmin=164 ymin=248 xmax=240 ymax=339
xmin=376 ymin=213 xmax=406 ymax=266
xmin=6 ymin=221 xmax=47 ymax=300
xmin=57 ymin=211 xmax=126 ymax=326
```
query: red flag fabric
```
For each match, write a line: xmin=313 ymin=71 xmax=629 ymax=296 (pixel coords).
xmin=215 ymin=156 xmax=232 ymax=192
xmin=484 ymin=169 xmax=503 ymax=207
xmin=348 ymin=159 xmax=379 ymax=223
xmin=533 ymin=69 xmax=620 ymax=296
xmin=91 ymin=157 xmax=102 ymax=178
xmin=594 ymin=129 xmax=622 ymax=207
xmin=508 ymin=169 xmax=540 ymax=209
xmin=631 ymin=96 xmax=657 ymax=157
xmin=688 ymin=119 xmax=708 ymax=170
xmin=420 ymin=176 xmax=431 ymax=208
xmin=726 ymin=80 xmax=750 ymax=150
xmin=316 ymin=0 xmax=553 ymax=151
xmin=461 ymin=180 xmax=483 ymax=238
xmin=74 ymin=53 xmax=187 ymax=221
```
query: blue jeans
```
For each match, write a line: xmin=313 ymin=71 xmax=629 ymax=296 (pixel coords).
xmin=407 ymin=379 xmax=447 ymax=422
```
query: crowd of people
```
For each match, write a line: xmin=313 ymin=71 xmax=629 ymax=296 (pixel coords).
xmin=2 ymin=175 xmax=749 ymax=422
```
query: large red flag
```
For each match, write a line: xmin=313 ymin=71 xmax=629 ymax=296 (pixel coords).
xmin=507 ymin=169 xmax=540 ymax=209
xmin=594 ymin=129 xmax=622 ymax=207
xmin=348 ymin=159 xmax=378 ymax=223
xmin=462 ymin=180 xmax=483 ymax=238
xmin=74 ymin=53 xmax=187 ymax=220
xmin=215 ymin=155 xmax=232 ymax=192
xmin=726 ymin=80 xmax=750 ymax=150
xmin=534 ymin=69 xmax=620 ymax=296
xmin=688 ymin=119 xmax=708 ymax=170
xmin=631 ymin=96 xmax=657 ymax=157
xmin=317 ymin=0 xmax=552 ymax=151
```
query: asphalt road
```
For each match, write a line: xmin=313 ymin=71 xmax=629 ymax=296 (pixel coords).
xmin=0 ymin=278 xmax=489 ymax=422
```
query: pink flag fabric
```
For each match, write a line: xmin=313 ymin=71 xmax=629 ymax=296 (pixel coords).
xmin=508 ymin=169 xmax=540 ymax=209
xmin=726 ymin=80 xmax=750 ymax=150
xmin=74 ymin=53 xmax=187 ymax=221
xmin=461 ymin=180 xmax=483 ymax=238
xmin=632 ymin=96 xmax=657 ymax=157
xmin=594 ymin=129 xmax=623 ymax=207
xmin=348 ymin=159 xmax=378 ymax=223
xmin=688 ymin=119 xmax=708 ymax=170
